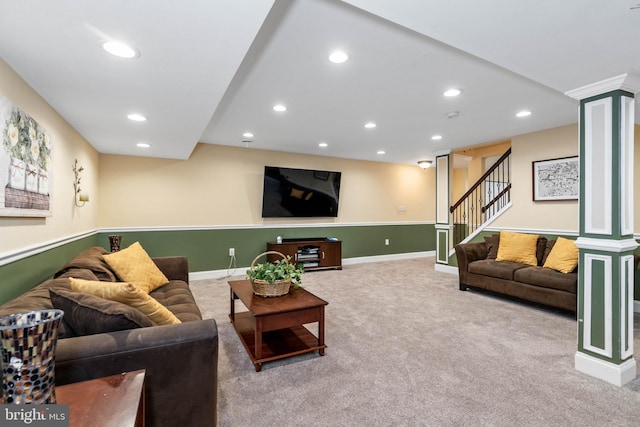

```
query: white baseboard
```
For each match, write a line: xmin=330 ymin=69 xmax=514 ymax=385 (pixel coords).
xmin=189 ymin=251 xmax=435 ymax=281
xmin=434 ymin=263 xmax=458 ymax=275
xmin=342 ymin=251 xmax=434 ymax=265
xmin=575 ymin=352 xmax=637 ymax=387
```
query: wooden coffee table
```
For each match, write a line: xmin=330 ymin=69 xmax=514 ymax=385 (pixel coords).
xmin=229 ymin=279 xmax=328 ymax=372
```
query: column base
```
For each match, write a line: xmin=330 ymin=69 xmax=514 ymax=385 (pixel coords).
xmin=575 ymin=352 xmax=637 ymax=386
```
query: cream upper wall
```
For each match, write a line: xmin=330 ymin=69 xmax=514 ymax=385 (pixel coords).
xmin=493 ymin=123 xmax=640 ymax=234
xmin=98 ymin=144 xmax=436 ymax=227
xmin=491 ymin=124 xmax=579 ymax=232
xmin=0 ymin=59 xmax=99 ymax=255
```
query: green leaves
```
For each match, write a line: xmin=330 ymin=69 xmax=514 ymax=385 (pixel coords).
xmin=247 ymin=255 xmax=304 ymax=287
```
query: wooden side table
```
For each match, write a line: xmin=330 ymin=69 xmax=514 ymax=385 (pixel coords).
xmin=56 ymin=370 xmax=145 ymax=427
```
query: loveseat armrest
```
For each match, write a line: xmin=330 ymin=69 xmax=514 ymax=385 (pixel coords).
xmin=153 ymin=256 xmax=189 ymax=284
xmin=55 ymin=319 xmax=218 ymax=427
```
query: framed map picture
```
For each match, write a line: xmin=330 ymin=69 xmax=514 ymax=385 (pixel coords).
xmin=532 ymin=156 xmax=579 ymax=201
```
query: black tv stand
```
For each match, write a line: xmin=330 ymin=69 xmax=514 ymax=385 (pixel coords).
xmin=267 ymin=238 xmax=342 ymax=271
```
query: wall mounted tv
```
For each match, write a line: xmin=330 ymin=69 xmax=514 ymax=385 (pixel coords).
xmin=261 ymin=166 xmax=342 ymax=218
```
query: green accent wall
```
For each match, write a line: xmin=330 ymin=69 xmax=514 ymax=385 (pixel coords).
xmin=1 ymin=224 xmax=435 ymax=305
xmin=0 ymin=235 xmax=99 ymax=304
xmin=98 ymin=224 xmax=436 ymax=272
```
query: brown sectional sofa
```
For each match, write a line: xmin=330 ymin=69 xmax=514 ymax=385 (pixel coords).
xmin=0 ymin=246 xmax=218 ymax=426
xmin=455 ymin=235 xmax=577 ymax=312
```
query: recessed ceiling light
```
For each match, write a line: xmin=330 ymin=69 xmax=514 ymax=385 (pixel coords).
xmin=136 ymin=143 xmax=150 ymax=148
xmin=273 ymin=104 xmax=287 ymax=112
xmin=431 ymin=135 xmax=443 ymax=141
xmin=243 ymin=132 xmax=254 ymax=138
xmin=364 ymin=122 xmax=377 ymax=129
xmin=329 ymin=50 xmax=349 ymax=64
xmin=444 ymin=88 xmax=462 ymax=97
xmin=377 ymin=150 xmax=385 ymax=155
xmin=127 ymin=113 xmax=147 ymax=122
xmin=516 ymin=110 xmax=532 ymax=117
xmin=319 ymin=142 xmax=328 ymax=148
xmin=102 ymin=41 xmax=139 ymax=59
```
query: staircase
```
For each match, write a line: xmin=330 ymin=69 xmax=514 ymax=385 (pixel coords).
xmin=450 ymin=148 xmax=512 ymax=245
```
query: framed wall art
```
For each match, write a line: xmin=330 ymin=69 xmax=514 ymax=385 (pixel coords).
xmin=0 ymin=93 xmax=53 ymax=217
xmin=532 ymin=156 xmax=579 ymax=201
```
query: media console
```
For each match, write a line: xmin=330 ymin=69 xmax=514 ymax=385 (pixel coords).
xmin=267 ymin=238 xmax=342 ymax=271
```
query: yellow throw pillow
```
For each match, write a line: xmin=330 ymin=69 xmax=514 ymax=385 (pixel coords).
xmin=543 ymin=237 xmax=579 ymax=273
xmin=496 ymin=231 xmax=539 ymax=266
xmin=69 ymin=278 xmax=181 ymax=326
xmin=102 ymin=241 xmax=168 ymax=293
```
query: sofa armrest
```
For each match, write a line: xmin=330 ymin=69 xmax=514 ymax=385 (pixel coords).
xmin=455 ymin=242 xmax=488 ymax=267
xmin=55 ymin=319 xmax=218 ymax=427
xmin=153 ymin=256 xmax=189 ymax=284
xmin=454 ymin=242 xmax=488 ymax=288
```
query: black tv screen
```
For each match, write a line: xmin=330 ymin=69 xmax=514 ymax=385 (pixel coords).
xmin=261 ymin=166 xmax=341 ymax=217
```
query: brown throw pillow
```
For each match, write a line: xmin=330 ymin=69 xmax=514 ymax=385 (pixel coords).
xmin=542 ymin=240 xmax=557 ymax=266
xmin=484 ymin=234 xmax=500 ymax=260
xmin=536 ymin=236 xmax=548 ymax=266
xmin=49 ymin=287 xmax=154 ymax=337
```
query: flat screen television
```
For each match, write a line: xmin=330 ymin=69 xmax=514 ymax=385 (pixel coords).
xmin=261 ymin=166 xmax=341 ymax=217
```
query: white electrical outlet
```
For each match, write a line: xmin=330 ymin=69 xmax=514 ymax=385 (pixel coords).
xmin=229 ymin=248 xmax=235 ymax=257
xmin=385 ymin=239 xmax=389 ymax=246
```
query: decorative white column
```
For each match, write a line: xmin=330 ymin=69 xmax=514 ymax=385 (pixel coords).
xmin=435 ymin=152 xmax=453 ymax=265
xmin=566 ymin=74 xmax=640 ymax=386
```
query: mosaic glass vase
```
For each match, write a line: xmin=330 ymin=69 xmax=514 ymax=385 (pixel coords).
xmin=109 ymin=235 xmax=122 ymax=252
xmin=0 ymin=309 xmax=64 ymax=404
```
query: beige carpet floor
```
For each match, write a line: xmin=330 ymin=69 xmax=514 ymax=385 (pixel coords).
xmin=190 ymin=257 xmax=640 ymax=426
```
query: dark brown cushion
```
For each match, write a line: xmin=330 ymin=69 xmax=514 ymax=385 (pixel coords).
xmin=150 ymin=281 xmax=202 ymax=323
xmin=484 ymin=234 xmax=500 ymax=260
xmin=513 ymin=266 xmax=577 ymax=294
xmin=49 ymin=287 xmax=154 ymax=337
xmin=468 ymin=259 xmax=527 ymax=281
xmin=536 ymin=236 xmax=548 ymax=266
xmin=541 ymin=240 xmax=557 ymax=266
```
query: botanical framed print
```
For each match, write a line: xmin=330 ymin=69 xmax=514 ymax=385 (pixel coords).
xmin=0 ymin=93 xmax=53 ymax=217
xmin=532 ymin=156 xmax=579 ymax=201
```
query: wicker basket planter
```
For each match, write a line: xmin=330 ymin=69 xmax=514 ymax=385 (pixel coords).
xmin=247 ymin=251 xmax=303 ymax=297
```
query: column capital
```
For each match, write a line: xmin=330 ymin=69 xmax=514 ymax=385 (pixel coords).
xmin=565 ymin=73 xmax=640 ymax=100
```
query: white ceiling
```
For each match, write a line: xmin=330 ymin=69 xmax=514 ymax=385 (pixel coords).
xmin=1 ymin=0 xmax=639 ymax=166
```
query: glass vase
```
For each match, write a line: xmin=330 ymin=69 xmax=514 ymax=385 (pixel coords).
xmin=0 ymin=309 xmax=64 ymax=404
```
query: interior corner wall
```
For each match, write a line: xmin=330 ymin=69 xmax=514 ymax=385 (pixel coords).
xmin=490 ymin=124 xmax=579 ymax=233
xmin=0 ymin=59 xmax=99 ymax=253
xmin=0 ymin=59 xmax=99 ymax=302
xmin=98 ymin=144 xmax=436 ymax=227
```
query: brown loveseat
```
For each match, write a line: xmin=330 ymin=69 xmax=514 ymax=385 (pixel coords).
xmin=0 ymin=246 xmax=218 ymax=426
xmin=455 ymin=235 xmax=577 ymax=313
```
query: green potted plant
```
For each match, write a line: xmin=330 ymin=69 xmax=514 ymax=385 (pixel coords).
xmin=247 ymin=251 xmax=304 ymax=297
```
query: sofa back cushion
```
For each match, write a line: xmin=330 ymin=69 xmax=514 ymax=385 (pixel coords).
xmin=484 ymin=234 xmax=500 ymax=260
xmin=535 ymin=236 xmax=548 ymax=266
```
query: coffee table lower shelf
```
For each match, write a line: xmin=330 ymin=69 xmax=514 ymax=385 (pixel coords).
xmin=230 ymin=311 xmax=326 ymax=371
